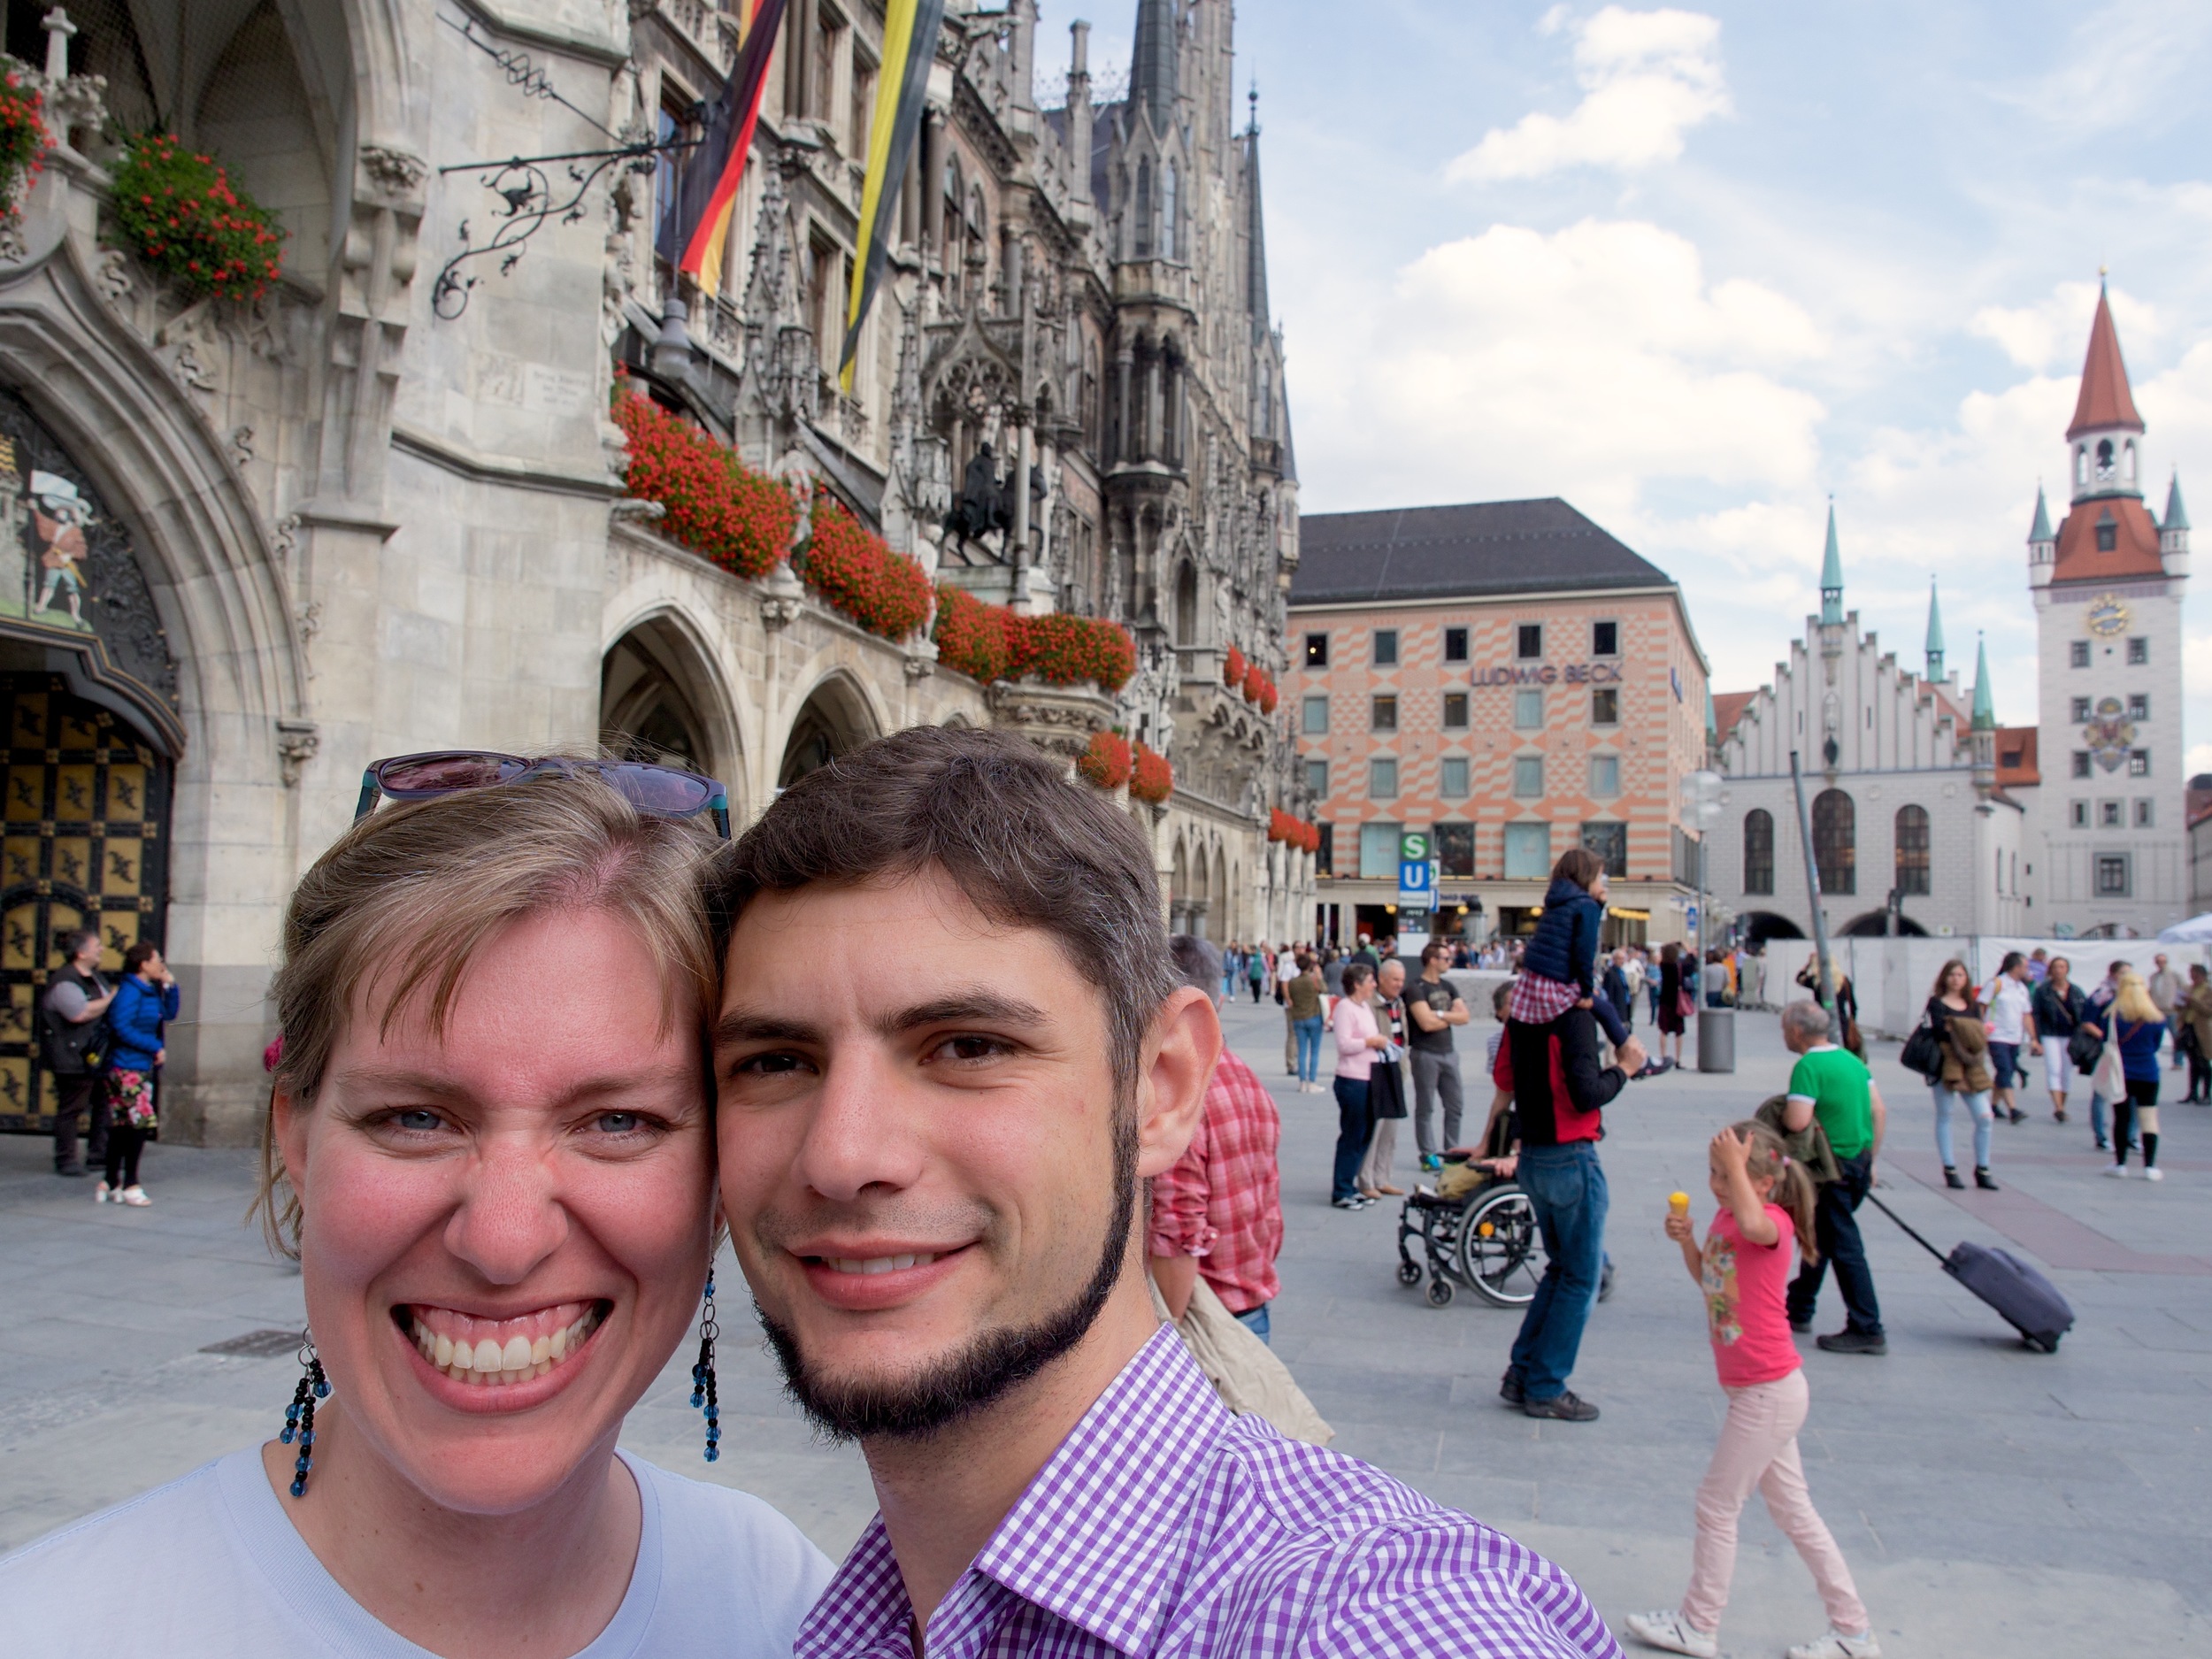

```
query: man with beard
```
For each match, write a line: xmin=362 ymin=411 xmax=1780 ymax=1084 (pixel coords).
xmin=709 ymin=726 xmax=1619 ymax=1659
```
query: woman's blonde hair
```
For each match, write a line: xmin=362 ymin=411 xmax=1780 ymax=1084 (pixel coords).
xmin=256 ymin=772 xmax=720 ymax=1256
xmin=2113 ymin=971 xmax=2163 ymax=1025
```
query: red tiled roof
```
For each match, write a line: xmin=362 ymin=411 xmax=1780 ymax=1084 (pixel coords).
xmin=1712 ymin=689 xmax=1756 ymax=744
xmin=2067 ymin=288 xmax=2145 ymax=439
xmin=1995 ymin=726 xmax=2039 ymax=787
xmin=2051 ymin=494 xmax=2164 ymax=585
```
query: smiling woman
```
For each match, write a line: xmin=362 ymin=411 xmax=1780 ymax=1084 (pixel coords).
xmin=0 ymin=773 xmax=831 ymax=1657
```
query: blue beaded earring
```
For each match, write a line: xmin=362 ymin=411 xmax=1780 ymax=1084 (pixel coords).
xmin=280 ymin=1332 xmax=330 ymax=1497
xmin=689 ymin=1271 xmax=720 ymax=1462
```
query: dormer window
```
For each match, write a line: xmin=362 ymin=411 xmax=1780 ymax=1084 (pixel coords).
xmin=2095 ymin=511 xmax=2117 ymax=552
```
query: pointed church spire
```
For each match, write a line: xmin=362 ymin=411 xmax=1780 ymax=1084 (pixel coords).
xmin=1818 ymin=500 xmax=1844 ymax=626
xmin=1970 ymin=633 xmax=1995 ymax=731
xmin=1924 ymin=578 xmax=1946 ymax=681
xmin=1244 ymin=93 xmax=1270 ymax=330
xmin=1131 ymin=0 xmax=1178 ymax=129
xmin=2028 ymin=483 xmax=2053 ymax=543
xmin=2067 ymin=278 xmax=2145 ymax=440
xmin=2163 ymin=469 xmax=2190 ymax=531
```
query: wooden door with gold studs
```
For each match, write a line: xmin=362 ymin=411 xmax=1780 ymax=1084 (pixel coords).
xmin=0 ymin=674 xmax=171 ymax=1135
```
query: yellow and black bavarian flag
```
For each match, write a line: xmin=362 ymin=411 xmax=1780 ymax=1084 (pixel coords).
xmin=663 ymin=0 xmax=787 ymax=297
xmin=840 ymin=0 xmax=946 ymax=391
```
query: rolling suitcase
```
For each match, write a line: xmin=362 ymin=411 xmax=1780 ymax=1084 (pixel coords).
xmin=1863 ymin=1193 xmax=2074 ymax=1353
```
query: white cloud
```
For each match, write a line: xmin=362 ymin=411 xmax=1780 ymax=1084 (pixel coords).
xmin=1291 ymin=218 xmax=1826 ymax=526
xmin=1448 ymin=6 xmax=1729 ymax=183
xmin=1969 ymin=280 xmax=2162 ymax=373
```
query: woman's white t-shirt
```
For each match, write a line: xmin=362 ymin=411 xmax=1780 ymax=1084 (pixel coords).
xmin=0 ymin=1447 xmax=831 ymax=1656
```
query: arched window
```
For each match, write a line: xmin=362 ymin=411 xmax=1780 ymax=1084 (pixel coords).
xmin=1811 ymin=788 xmax=1855 ymax=895
xmin=1173 ymin=560 xmax=1198 ymax=646
xmin=2124 ymin=440 xmax=2137 ymax=482
xmin=1893 ymin=805 xmax=1930 ymax=895
xmin=1162 ymin=161 xmax=1179 ymax=260
xmin=1742 ymin=809 xmax=1774 ymax=895
xmin=2076 ymin=446 xmax=2088 ymax=488
xmin=1133 ymin=159 xmax=1152 ymax=258
xmin=2095 ymin=437 xmax=2116 ymax=480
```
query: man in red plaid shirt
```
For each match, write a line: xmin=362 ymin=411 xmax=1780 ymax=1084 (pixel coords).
xmin=1150 ymin=935 xmax=1285 ymax=1341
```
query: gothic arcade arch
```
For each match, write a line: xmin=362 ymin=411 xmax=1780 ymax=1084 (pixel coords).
xmin=600 ymin=609 xmax=744 ymax=810
xmin=778 ymin=670 xmax=885 ymax=787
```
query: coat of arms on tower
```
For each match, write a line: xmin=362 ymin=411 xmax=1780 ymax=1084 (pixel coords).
xmin=2082 ymin=695 xmax=2134 ymax=772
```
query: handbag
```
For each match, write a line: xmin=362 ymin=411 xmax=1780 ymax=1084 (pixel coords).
xmin=1147 ymin=1273 xmax=1333 ymax=1445
xmin=2068 ymin=1024 xmax=2103 ymax=1071
xmin=1901 ymin=1017 xmax=1944 ymax=1079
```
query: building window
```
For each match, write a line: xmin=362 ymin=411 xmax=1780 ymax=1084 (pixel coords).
xmin=849 ymin=55 xmax=875 ymax=157
xmin=2071 ymin=750 xmax=2092 ymax=780
xmin=1512 ymin=755 xmax=1543 ymax=798
xmin=2070 ymin=800 xmax=2089 ymax=827
xmin=2070 ymin=641 xmax=2090 ymax=668
xmin=2096 ymin=853 xmax=2131 ymax=897
xmin=2070 ymin=696 xmax=2092 ymax=723
xmin=1592 ymin=687 xmax=1620 ymax=726
xmin=2134 ymin=798 xmax=2154 ymax=826
xmin=1438 ymin=822 xmax=1475 ymax=878
xmin=1370 ymin=757 xmax=1398 ymax=798
xmin=2095 ymin=512 xmax=2117 ymax=552
xmin=2127 ymin=692 xmax=2148 ymax=720
xmin=2127 ymin=637 xmax=2148 ymax=664
xmin=1581 ymin=820 xmax=1627 ymax=877
xmin=1371 ymin=694 xmax=1398 ymax=731
xmin=1440 ymin=756 xmax=1469 ymax=798
xmin=1589 ymin=755 xmax=1620 ymax=797
xmin=2128 ymin=749 xmax=2149 ymax=777
xmin=1811 ymin=787 xmax=1855 ymax=895
xmin=1442 ymin=691 xmax=1470 ymax=728
xmin=1443 ymin=626 xmax=1469 ymax=664
xmin=1593 ymin=619 xmax=1619 ymax=657
xmin=1305 ymin=758 xmax=1328 ymax=798
xmin=1359 ymin=822 xmax=1401 ymax=879
xmin=1517 ymin=623 xmax=1543 ymax=660
xmin=1503 ymin=822 xmax=1551 ymax=879
xmin=1372 ymin=628 xmax=1399 ymax=666
xmin=1673 ymin=826 xmax=1698 ymax=885
xmin=2100 ymin=800 xmax=2123 ymax=826
xmin=1316 ymin=824 xmax=1333 ymax=875
xmin=1513 ymin=688 xmax=1543 ymax=728
xmin=1894 ymin=804 xmax=1931 ymax=896
xmin=1742 ymin=808 xmax=1774 ymax=895
xmin=1304 ymin=632 xmax=1328 ymax=667
xmin=1302 ymin=695 xmax=1329 ymax=734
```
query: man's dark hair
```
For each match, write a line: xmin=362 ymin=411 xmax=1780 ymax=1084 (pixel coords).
xmin=710 ymin=725 xmax=1177 ymax=1094
xmin=52 ymin=928 xmax=96 ymax=961
xmin=1168 ymin=933 xmax=1223 ymax=998
xmin=1421 ymin=940 xmax=1449 ymax=965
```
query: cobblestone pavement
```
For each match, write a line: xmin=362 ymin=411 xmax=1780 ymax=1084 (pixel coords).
xmin=3 ymin=1001 xmax=2207 ymax=1656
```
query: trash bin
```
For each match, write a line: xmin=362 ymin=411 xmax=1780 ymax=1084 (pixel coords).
xmin=1697 ymin=1006 xmax=1735 ymax=1073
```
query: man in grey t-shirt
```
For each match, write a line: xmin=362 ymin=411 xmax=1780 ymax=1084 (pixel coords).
xmin=39 ymin=928 xmax=113 ymax=1176
xmin=1407 ymin=940 xmax=1470 ymax=1168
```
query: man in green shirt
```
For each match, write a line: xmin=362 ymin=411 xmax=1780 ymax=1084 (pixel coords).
xmin=1781 ymin=997 xmax=1888 ymax=1356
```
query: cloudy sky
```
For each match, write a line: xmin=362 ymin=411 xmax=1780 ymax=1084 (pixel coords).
xmin=1042 ymin=2 xmax=2212 ymax=772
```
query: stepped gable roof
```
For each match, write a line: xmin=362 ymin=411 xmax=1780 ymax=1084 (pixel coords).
xmin=2068 ymin=285 xmax=2145 ymax=439
xmin=1289 ymin=498 xmax=1672 ymax=604
xmin=2053 ymin=494 xmax=2164 ymax=584
xmin=1712 ymin=690 xmax=1756 ymax=745
xmin=1995 ymin=726 xmax=2039 ymax=788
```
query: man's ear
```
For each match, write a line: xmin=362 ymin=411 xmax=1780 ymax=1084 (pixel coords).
xmin=1133 ymin=985 xmax=1221 ymax=1179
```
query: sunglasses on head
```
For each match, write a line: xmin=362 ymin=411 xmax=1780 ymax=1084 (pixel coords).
xmin=355 ymin=750 xmax=732 ymax=839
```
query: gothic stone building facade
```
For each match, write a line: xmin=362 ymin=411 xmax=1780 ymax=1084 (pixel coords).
xmin=0 ymin=0 xmax=1308 ymax=1146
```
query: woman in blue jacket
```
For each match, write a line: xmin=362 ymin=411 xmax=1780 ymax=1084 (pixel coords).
xmin=99 ymin=941 xmax=179 ymax=1206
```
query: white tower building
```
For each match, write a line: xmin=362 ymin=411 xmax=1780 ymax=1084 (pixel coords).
xmin=2027 ymin=283 xmax=2192 ymax=937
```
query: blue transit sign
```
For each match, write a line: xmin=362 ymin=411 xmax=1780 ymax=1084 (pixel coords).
xmin=1398 ymin=859 xmax=1432 ymax=907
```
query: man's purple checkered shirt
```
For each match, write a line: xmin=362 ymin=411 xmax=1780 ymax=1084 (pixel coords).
xmin=794 ymin=1325 xmax=1621 ymax=1658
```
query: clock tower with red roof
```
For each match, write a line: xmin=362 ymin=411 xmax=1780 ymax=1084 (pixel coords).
xmin=2027 ymin=280 xmax=2191 ymax=937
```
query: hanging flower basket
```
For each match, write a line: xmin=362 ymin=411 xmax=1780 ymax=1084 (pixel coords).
xmin=1223 ymin=646 xmax=1246 ymax=687
xmin=933 ymin=584 xmax=1014 ymax=682
xmin=1008 ymin=611 xmax=1137 ymax=695
xmin=108 ymin=132 xmax=284 ymax=301
xmin=800 ymin=500 xmax=933 ymax=640
xmin=0 ymin=72 xmax=46 ymax=220
xmin=1130 ymin=741 xmax=1174 ymax=803
xmin=1077 ymin=730 xmax=1133 ymax=790
xmin=613 ymin=395 xmax=793 ymax=580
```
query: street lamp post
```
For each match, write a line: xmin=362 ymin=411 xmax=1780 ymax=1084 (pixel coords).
xmin=1790 ymin=750 xmax=1839 ymax=1017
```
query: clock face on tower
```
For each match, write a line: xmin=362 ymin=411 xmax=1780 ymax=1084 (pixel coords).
xmin=2085 ymin=594 xmax=2130 ymax=638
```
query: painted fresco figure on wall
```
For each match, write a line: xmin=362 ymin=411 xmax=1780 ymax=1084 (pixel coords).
xmin=27 ymin=472 xmax=92 ymax=626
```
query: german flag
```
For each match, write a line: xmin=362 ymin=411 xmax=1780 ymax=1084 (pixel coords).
xmin=839 ymin=0 xmax=945 ymax=390
xmin=661 ymin=0 xmax=787 ymax=298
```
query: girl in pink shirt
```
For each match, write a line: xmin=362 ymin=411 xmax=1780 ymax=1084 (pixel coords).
xmin=1626 ymin=1124 xmax=1878 ymax=1659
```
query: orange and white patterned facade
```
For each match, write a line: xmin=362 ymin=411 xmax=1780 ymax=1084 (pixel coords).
xmin=1288 ymin=500 xmax=1709 ymax=949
